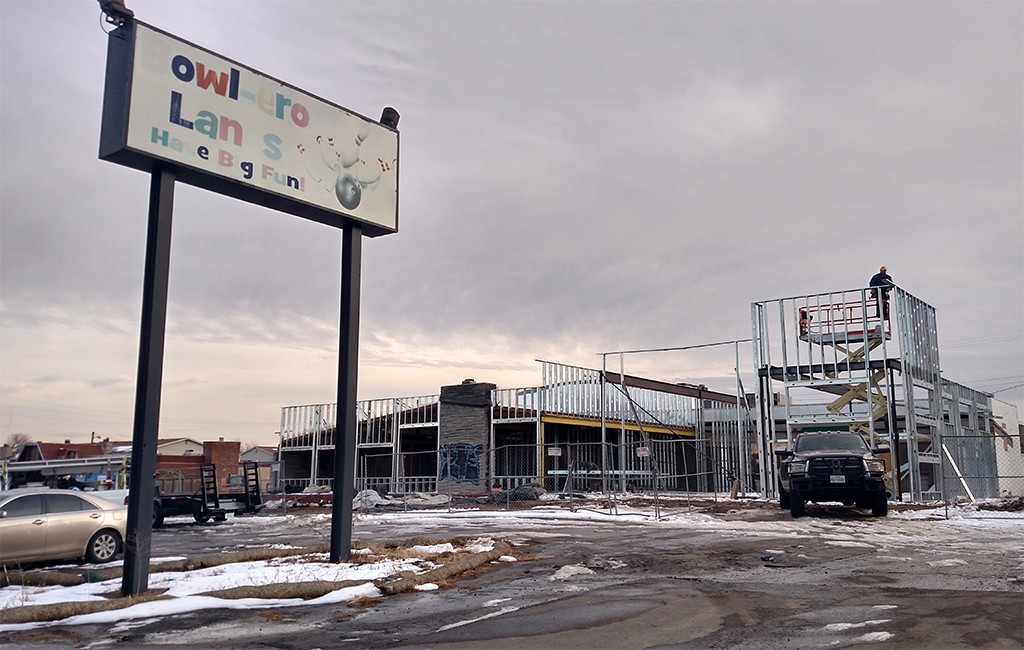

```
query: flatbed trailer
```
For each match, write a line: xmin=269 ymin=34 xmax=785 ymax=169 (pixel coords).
xmin=153 ymin=462 xmax=262 ymax=527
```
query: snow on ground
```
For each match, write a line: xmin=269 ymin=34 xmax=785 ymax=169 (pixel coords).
xmin=1 ymin=502 xmax=1020 ymax=632
xmin=0 ymin=538 xmax=498 ymax=632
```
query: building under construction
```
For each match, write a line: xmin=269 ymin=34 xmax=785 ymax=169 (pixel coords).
xmin=277 ymin=284 xmax=1015 ymax=502
xmin=278 ymin=360 xmax=748 ymax=496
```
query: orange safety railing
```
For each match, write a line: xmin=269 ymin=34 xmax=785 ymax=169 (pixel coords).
xmin=798 ymin=296 xmax=888 ymax=339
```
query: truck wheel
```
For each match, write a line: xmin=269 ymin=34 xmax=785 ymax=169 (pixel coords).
xmin=213 ymin=513 xmax=227 ymax=522
xmin=153 ymin=503 xmax=165 ymax=529
xmin=85 ymin=530 xmax=122 ymax=564
xmin=790 ymin=497 xmax=806 ymax=518
xmin=871 ymin=493 xmax=888 ymax=517
xmin=194 ymin=514 xmax=211 ymax=523
xmin=779 ymin=487 xmax=791 ymax=509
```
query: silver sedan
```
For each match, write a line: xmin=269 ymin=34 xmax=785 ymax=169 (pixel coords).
xmin=0 ymin=488 xmax=128 ymax=566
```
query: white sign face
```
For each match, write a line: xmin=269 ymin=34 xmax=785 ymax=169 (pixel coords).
xmin=636 ymin=446 xmax=650 ymax=457
xmin=547 ymin=447 xmax=562 ymax=457
xmin=104 ymin=22 xmax=398 ymax=235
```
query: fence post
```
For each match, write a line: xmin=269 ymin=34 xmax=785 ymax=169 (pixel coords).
xmin=446 ymin=447 xmax=452 ymax=513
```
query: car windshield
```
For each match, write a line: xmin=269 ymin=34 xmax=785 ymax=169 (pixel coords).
xmin=795 ymin=434 xmax=868 ymax=452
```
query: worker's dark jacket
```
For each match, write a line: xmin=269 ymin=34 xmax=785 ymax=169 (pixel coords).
xmin=869 ymin=272 xmax=893 ymax=298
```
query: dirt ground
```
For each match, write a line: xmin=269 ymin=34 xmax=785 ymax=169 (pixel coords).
xmin=2 ymin=497 xmax=1022 ymax=649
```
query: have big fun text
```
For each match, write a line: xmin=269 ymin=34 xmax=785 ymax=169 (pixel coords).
xmin=150 ymin=52 xmax=307 ymax=191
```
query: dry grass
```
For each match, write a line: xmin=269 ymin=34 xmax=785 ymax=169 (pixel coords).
xmin=198 ymin=579 xmax=368 ymax=600
xmin=0 ymin=589 xmax=169 ymax=625
xmin=0 ymin=545 xmax=333 ymax=590
xmin=978 ymin=497 xmax=1024 ymax=512
xmin=375 ymin=541 xmax=514 ymax=595
xmin=1 ymin=538 xmax=516 ymax=625
xmin=348 ymin=594 xmax=385 ymax=609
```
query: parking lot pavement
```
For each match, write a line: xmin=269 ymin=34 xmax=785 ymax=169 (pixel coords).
xmin=2 ymin=499 xmax=1022 ymax=649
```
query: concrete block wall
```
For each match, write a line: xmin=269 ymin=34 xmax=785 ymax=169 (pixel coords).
xmin=437 ymin=380 xmax=495 ymax=495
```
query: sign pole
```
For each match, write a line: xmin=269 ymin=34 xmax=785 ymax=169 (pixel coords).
xmin=122 ymin=167 xmax=175 ymax=596
xmin=330 ymin=224 xmax=362 ymax=562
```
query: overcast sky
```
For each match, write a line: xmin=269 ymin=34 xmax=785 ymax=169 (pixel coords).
xmin=1 ymin=0 xmax=1021 ymax=447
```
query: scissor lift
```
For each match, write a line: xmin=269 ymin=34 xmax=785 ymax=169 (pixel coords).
xmin=797 ymin=299 xmax=892 ymax=434
xmin=753 ymin=286 xmax=945 ymax=501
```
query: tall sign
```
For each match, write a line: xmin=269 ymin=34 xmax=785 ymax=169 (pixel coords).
xmin=101 ymin=21 xmax=399 ymax=236
xmin=99 ymin=18 xmax=398 ymax=595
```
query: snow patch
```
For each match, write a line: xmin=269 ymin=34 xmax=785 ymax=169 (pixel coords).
xmin=436 ymin=605 xmax=521 ymax=632
xmin=550 ymin=564 xmax=597 ymax=581
xmin=824 ymin=619 xmax=890 ymax=631
xmin=856 ymin=631 xmax=895 ymax=642
xmin=823 ymin=540 xmax=876 ymax=548
xmin=927 ymin=558 xmax=968 ymax=568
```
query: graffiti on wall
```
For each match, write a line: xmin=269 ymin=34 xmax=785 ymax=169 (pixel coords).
xmin=438 ymin=443 xmax=483 ymax=484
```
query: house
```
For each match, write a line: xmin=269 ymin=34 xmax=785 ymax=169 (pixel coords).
xmin=7 ymin=440 xmax=129 ymax=489
xmin=240 ymin=445 xmax=278 ymax=491
xmin=2 ymin=437 xmax=247 ymax=492
xmin=991 ymin=398 xmax=1024 ymax=497
xmin=99 ymin=437 xmax=205 ymax=456
xmin=16 ymin=441 xmax=109 ymax=463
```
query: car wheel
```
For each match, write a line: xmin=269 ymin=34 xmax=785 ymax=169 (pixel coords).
xmin=779 ymin=487 xmax=791 ymax=509
xmin=871 ymin=493 xmax=888 ymax=517
xmin=790 ymin=497 xmax=806 ymax=518
xmin=85 ymin=530 xmax=122 ymax=564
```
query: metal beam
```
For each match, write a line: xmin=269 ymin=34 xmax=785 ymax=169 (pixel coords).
xmin=600 ymin=371 xmax=738 ymax=404
xmin=2 ymin=455 xmax=129 ymax=475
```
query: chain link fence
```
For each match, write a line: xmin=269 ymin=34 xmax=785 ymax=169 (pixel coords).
xmin=278 ymin=431 xmax=1024 ymax=518
xmin=331 ymin=440 xmax=748 ymax=515
xmin=940 ymin=433 xmax=1024 ymax=511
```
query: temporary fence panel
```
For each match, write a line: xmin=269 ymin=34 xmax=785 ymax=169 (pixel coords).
xmin=940 ymin=433 xmax=1024 ymax=504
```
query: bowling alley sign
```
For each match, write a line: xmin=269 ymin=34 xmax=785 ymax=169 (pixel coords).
xmin=100 ymin=21 xmax=398 ymax=236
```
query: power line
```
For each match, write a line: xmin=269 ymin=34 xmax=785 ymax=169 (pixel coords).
xmin=1 ymin=400 xmax=272 ymax=428
xmin=942 ymin=331 xmax=1024 ymax=348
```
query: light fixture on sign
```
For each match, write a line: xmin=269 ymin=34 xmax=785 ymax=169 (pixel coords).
xmin=380 ymin=107 xmax=400 ymax=129
xmin=98 ymin=0 xmax=134 ymax=27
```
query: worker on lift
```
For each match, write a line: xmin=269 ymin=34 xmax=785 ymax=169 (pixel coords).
xmin=869 ymin=265 xmax=894 ymax=319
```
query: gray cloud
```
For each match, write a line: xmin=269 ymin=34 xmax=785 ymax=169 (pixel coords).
xmin=1 ymin=0 xmax=1020 ymax=443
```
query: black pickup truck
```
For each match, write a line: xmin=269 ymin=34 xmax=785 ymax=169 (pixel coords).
xmin=775 ymin=432 xmax=889 ymax=518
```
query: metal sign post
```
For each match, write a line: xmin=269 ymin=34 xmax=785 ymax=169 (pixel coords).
xmin=330 ymin=225 xmax=362 ymax=562
xmin=121 ymin=168 xmax=174 ymax=596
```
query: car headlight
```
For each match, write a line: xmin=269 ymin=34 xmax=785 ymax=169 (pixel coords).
xmin=864 ymin=460 xmax=885 ymax=473
xmin=788 ymin=461 xmax=808 ymax=474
